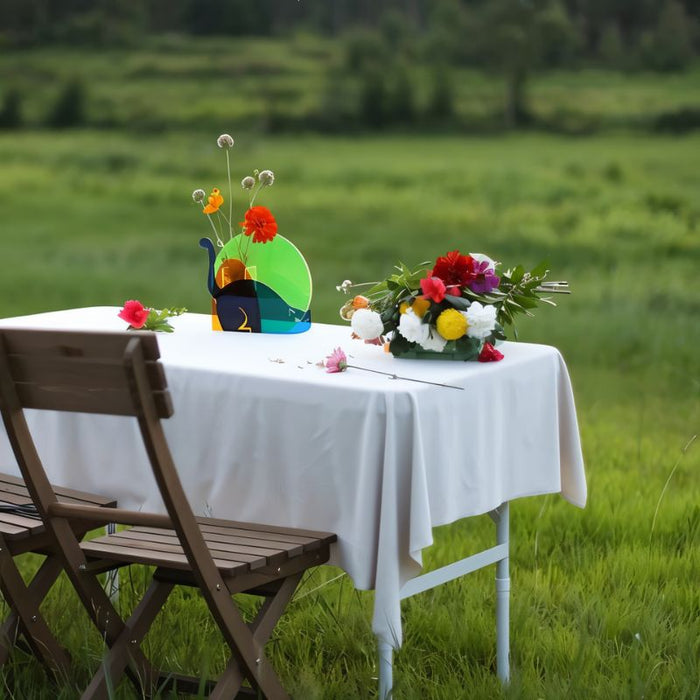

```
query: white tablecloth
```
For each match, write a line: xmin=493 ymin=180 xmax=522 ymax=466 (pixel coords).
xmin=0 ymin=307 xmax=586 ymax=647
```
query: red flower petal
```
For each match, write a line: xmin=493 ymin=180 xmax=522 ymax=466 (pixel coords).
xmin=239 ymin=205 xmax=278 ymax=244
xmin=420 ymin=276 xmax=446 ymax=303
xmin=433 ymin=250 xmax=476 ymax=287
xmin=118 ymin=300 xmax=149 ymax=329
xmin=478 ymin=342 xmax=504 ymax=363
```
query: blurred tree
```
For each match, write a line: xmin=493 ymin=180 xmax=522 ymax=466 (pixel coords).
xmin=359 ymin=68 xmax=388 ymax=128
xmin=385 ymin=62 xmax=417 ymax=125
xmin=639 ymin=0 xmax=694 ymax=71
xmin=0 ymin=88 xmax=23 ymax=129
xmin=597 ymin=21 xmax=625 ymax=67
xmin=45 ymin=79 xmax=86 ymax=129
xmin=467 ymin=0 xmax=577 ymax=128
xmin=425 ymin=62 xmax=455 ymax=124
xmin=186 ymin=0 xmax=273 ymax=36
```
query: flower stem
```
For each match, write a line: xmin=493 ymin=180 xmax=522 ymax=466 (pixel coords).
xmin=346 ymin=364 xmax=463 ymax=390
xmin=225 ymin=149 xmax=233 ymax=240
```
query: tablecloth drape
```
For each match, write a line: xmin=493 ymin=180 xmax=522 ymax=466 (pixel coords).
xmin=0 ymin=307 xmax=586 ymax=647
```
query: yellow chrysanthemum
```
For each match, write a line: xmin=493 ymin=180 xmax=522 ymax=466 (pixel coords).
xmin=436 ymin=308 xmax=467 ymax=340
xmin=412 ymin=297 xmax=430 ymax=318
xmin=399 ymin=301 xmax=410 ymax=314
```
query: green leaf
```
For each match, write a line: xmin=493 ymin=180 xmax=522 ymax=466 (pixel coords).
xmin=444 ymin=294 xmax=471 ymax=311
xmin=530 ymin=259 xmax=550 ymax=279
xmin=508 ymin=265 xmax=525 ymax=284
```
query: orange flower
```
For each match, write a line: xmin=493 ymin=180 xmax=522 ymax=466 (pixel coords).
xmin=352 ymin=295 xmax=370 ymax=309
xmin=239 ymin=205 xmax=278 ymax=244
xmin=202 ymin=188 xmax=224 ymax=215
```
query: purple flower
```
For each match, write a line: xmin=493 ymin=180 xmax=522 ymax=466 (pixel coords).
xmin=325 ymin=347 xmax=348 ymax=373
xmin=468 ymin=260 xmax=500 ymax=294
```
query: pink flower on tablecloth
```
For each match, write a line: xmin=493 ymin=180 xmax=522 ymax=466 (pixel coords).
xmin=478 ymin=342 xmax=504 ymax=362
xmin=325 ymin=347 xmax=348 ymax=373
xmin=118 ymin=300 xmax=149 ymax=329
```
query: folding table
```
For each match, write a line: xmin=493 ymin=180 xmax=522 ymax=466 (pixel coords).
xmin=0 ymin=307 xmax=587 ymax=697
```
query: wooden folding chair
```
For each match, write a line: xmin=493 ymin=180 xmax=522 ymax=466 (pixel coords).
xmin=0 ymin=474 xmax=116 ymax=678
xmin=0 ymin=328 xmax=336 ymax=698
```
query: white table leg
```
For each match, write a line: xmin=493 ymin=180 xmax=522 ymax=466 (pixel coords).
xmin=494 ymin=502 xmax=510 ymax=684
xmin=378 ymin=639 xmax=393 ymax=699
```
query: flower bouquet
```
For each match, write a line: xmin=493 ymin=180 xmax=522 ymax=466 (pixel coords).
xmin=193 ymin=134 xmax=312 ymax=334
xmin=339 ymin=250 xmax=568 ymax=362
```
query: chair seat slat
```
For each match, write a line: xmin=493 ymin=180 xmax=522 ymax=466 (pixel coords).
xmin=138 ymin=521 xmax=334 ymax=548
xmin=113 ymin=528 xmax=295 ymax=561
xmin=80 ymin=541 xmax=252 ymax=575
xmin=88 ymin=533 xmax=271 ymax=568
xmin=129 ymin=526 xmax=308 ymax=555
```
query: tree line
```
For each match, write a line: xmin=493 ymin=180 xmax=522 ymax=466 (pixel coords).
xmin=1 ymin=0 xmax=697 ymax=75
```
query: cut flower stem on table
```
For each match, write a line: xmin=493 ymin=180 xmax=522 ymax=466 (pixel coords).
xmin=324 ymin=347 xmax=464 ymax=390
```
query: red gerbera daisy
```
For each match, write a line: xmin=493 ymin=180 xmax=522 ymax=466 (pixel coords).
xmin=432 ymin=250 xmax=476 ymax=287
xmin=239 ymin=205 xmax=278 ymax=244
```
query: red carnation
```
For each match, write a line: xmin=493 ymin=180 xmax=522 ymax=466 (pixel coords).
xmin=420 ymin=276 xmax=446 ymax=303
xmin=478 ymin=342 xmax=504 ymax=363
xmin=432 ymin=250 xmax=476 ymax=287
xmin=239 ymin=205 xmax=278 ymax=244
xmin=118 ymin=300 xmax=149 ymax=329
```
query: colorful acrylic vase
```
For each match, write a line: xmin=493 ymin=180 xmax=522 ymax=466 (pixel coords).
xmin=200 ymin=235 xmax=312 ymax=333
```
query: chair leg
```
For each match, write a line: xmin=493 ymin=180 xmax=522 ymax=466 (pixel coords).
xmin=250 ymin=573 xmax=302 ymax=646
xmin=0 ymin=544 xmax=70 ymax=676
xmin=0 ymin=552 xmax=66 ymax=667
xmin=211 ymin=573 xmax=303 ymax=699
xmin=82 ymin=578 xmax=174 ymax=699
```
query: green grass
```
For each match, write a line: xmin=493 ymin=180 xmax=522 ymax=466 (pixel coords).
xmin=0 ymin=127 xmax=698 ymax=697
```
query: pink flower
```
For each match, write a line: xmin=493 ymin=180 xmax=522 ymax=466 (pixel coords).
xmin=118 ymin=300 xmax=149 ymax=329
xmin=420 ymin=276 xmax=446 ymax=303
xmin=478 ymin=342 xmax=504 ymax=363
xmin=445 ymin=285 xmax=462 ymax=297
xmin=325 ymin=347 xmax=348 ymax=373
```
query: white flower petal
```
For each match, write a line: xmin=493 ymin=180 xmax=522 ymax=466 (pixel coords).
xmin=351 ymin=308 xmax=384 ymax=340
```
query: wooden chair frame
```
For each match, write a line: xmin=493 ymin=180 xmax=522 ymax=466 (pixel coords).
xmin=0 ymin=328 xmax=335 ymax=698
xmin=0 ymin=471 xmax=116 ymax=679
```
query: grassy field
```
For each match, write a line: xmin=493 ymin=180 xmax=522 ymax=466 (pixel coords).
xmin=1 ymin=127 xmax=698 ymax=698
xmin=2 ymin=34 xmax=700 ymax=133
xmin=0 ymin=125 xmax=699 ymax=694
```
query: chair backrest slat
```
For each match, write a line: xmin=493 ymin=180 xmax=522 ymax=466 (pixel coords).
xmin=0 ymin=329 xmax=172 ymax=418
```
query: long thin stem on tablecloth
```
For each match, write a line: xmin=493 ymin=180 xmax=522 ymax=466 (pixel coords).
xmin=346 ymin=364 xmax=464 ymax=390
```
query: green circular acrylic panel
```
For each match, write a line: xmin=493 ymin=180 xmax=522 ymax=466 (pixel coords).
xmin=201 ymin=234 xmax=312 ymax=334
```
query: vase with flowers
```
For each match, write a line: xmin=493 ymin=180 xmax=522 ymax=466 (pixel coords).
xmin=193 ymin=134 xmax=312 ymax=334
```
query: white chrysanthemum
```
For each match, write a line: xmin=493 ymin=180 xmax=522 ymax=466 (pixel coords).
xmin=398 ymin=308 xmax=429 ymax=344
xmin=419 ymin=329 xmax=448 ymax=352
xmin=351 ymin=308 xmax=384 ymax=340
xmin=469 ymin=253 xmax=496 ymax=272
xmin=463 ymin=302 xmax=497 ymax=340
